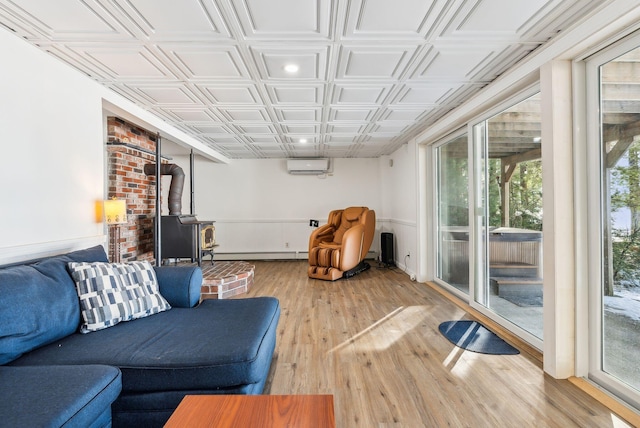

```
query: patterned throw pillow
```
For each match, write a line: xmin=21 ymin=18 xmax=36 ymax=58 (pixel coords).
xmin=68 ymin=261 xmax=171 ymax=333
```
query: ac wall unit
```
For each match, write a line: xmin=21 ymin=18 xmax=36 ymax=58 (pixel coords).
xmin=286 ymin=158 xmax=330 ymax=175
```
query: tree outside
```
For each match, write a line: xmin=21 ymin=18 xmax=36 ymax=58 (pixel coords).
xmin=609 ymin=139 xmax=640 ymax=292
xmin=486 ymin=158 xmax=542 ymax=231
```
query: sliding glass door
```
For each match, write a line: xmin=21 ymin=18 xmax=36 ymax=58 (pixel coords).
xmin=471 ymin=92 xmax=543 ymax=340
xmin=586 ymin=34 xmax=640 ymax=407
xmin=433 ymin=91 xmax=543 ymax=342
xmin=435 ymin=132 xmax=469 ymax=296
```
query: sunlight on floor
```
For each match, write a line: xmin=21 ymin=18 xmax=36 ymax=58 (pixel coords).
xmin=328 ymin=306 xmax=430 ymax=353
xmin=441 ymin=344 xmax=488 ymax=379
xmin=329 ymin=306 xmax=483 ymax=380
xmin=611 ymin=414 xmax=633 ymax=427
xmin=443 ymin=346 xmax=468 ymax=372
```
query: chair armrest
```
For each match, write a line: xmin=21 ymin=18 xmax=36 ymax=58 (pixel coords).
xmin=153 ymin=266 xmax=202 ymax=308
xmin=339 ymin=225 xmax=365 ymax=271
xmin=309 ymin=224 xmax=335 ymax=252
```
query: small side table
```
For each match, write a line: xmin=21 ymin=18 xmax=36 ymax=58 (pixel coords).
xmin=165 ymin=394 xmax=335 ymax=428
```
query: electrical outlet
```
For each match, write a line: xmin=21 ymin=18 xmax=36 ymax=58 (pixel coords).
xmin=309 ymin=219 xmax=319 ymax=227
xmin=285 ymin=242 xmax=289 ymax=248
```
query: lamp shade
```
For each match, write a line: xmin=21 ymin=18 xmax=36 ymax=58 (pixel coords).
xmin=104 ymin=199 xmax=127 ymax=224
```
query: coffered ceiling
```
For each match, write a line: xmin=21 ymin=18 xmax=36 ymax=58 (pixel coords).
xmin=0 ymin=0 xmax=602 ymax=159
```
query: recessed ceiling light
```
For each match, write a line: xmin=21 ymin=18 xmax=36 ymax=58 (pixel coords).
xmin=284 ymin=64 xmax=299 ymax=73
xmin=299 ymin=138 xmax=308 ymax=144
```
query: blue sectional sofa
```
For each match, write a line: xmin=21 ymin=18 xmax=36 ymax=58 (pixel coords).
xmin=0 ymin=246 xmax=280 ymax=427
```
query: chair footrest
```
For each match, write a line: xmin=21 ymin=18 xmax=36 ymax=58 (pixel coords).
xmin=343 ymin=261 xmax=370 ymax=278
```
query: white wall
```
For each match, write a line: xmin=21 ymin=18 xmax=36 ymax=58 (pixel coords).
xmin=379 ymin=141 xmax=418 ymax=278
xmin=169 ymin=156 xmax=383 ymax=259
xmin=0 ymin=28 xmax=106 ymax=263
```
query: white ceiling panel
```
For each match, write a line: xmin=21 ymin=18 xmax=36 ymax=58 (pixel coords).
xmin=220 ymin=108 xmax=270 ymax=122
xmin=205 ymin=136 xmax=245 ymax=144
xmin=202 ymin=85 xmax=262 ymax=104
xmin=117 ymin=0 xmax=230 ymax=39
xmin=266 ymin=84 xmax=324 ymax=104
xmin=135 ymin=86 xmax=201 ymax=105
xmin=371 ymin=122 xmax=412 ymax=133
xmin=285 ymin=135 xmax=320 ymax=143
xmin=337 ymin=46 xmax=417 ymax=79
xmin=0 ymin=0 xmax=604 ymax=158
xmin=415 ymin=46 xmax=497 ymax=80
xmin=252 ymin=46 xmax=328 ymax=80
xmin=167 ymin=109 xmax=218 ymax=122
xmin=290 ymin=146 xmax=322 ymax=155
xmin=231 ymin=0 xmax=331 ymax=39
xmin=246 ymin=135 xmax=282 ymax=144
xmin=282 ymin=124 xmax=320 ymax=134
xmin=326 ymin=134 xmax=357 ymax=143
xmin=6 ymin=0 xmax=122 ymax=38
xmin=193 ymin=124 xmax=234 ymax=135
xmin=329 ymin=108 xmax=377 ymax=122
xmin=344 ymin=0 xmax=442 ymax=39
xmin=332 ymin=84 xmax=392 ymax=104
xmin=327 ymin=124 xmax=365 ymax=134
xmin=74 ymin=46 xmax=173 ymax=79
xmin=275 ymin=108 xmax=321 ymax=122
xmin=162 ymin=46 xmax=249 ymax=79
xmin=394 ymin=84 xmax=452 ymax=105
xmin=382 ymin=108 xmax=426 ymax=121
xmin=459 ymin=0 xmax=547 ymax=33
xmin=235 ymin=124 xmax=277 ymax=134
xmin=362 ymin=136 xmax=396 ymax=144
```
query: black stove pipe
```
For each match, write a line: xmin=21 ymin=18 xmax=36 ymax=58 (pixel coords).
xmin=143 ymin=163 xmax=185 ymax=216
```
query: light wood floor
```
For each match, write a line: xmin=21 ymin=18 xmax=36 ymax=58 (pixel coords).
xmin=237 ymin=260 xmax=634 ymax=427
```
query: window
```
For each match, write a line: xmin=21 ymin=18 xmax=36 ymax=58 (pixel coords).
xmin=586 ymin=34 xmax=640 ymax=408
xmin=434 ymin=131 xmax=469 ymax=295
xmin=432 ymin=91 xmax=544 ymax=342
xmin=471 ymin=92 xmax=543 ymax=340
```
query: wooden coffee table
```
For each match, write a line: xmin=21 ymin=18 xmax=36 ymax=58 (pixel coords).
xmin=164 ymin=394 xmax=335 ymax=428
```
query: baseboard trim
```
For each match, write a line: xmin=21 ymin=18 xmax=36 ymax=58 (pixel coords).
xmin=568 ymin=377 xmax=640 ymax=427
xmin=214 ymin=252 xmax=309 ymax=261
xmin=213 ymin=250 xmax=377 ymax=261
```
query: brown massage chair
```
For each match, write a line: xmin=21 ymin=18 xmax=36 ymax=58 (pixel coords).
xmin=308 ymin=207 xmax=376 ymax=281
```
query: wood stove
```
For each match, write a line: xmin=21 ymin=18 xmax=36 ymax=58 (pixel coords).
xmin=160 ymin=215 xmax=216 ymax=266
xmin=144 ymin=161 xmax=217 ymax=266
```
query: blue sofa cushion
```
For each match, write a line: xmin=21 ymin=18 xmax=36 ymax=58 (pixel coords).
xmin=68 ymin=261 xmax=171 ymax=333
xmin=0 ymin=245 xmax=108 ymax=364
xmin=0 ymin=365 xmax=121 ymax=428
xmin=154 ymin=266 xmax=203 ymax=308
xmin=11 ymin=297 xmax=281 ymax=392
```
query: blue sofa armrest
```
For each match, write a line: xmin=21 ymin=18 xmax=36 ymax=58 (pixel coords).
xmin=153 ymin=266 xmax=202 ymax=308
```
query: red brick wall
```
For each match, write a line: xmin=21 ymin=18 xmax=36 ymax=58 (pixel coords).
xmin=106 ymin=117 xmax=161 ymax=262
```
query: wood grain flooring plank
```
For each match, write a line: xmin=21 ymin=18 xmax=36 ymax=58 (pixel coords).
xmin=235 ymin=260 xmax=635 ymax=427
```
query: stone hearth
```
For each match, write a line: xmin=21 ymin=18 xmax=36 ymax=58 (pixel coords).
xmin=200 ymin=261 xmax=254 ymax=300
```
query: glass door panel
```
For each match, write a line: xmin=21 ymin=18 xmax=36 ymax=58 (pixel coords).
xmin=435 ymin=133 xmax=470 ymax=295
xmin=598 ymin=44 xmax=640 ymax=395
xmin=472 ymin=93 xmax=544 ymax=339
xmin=472 ymin=121 xmax=489 ymax=307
